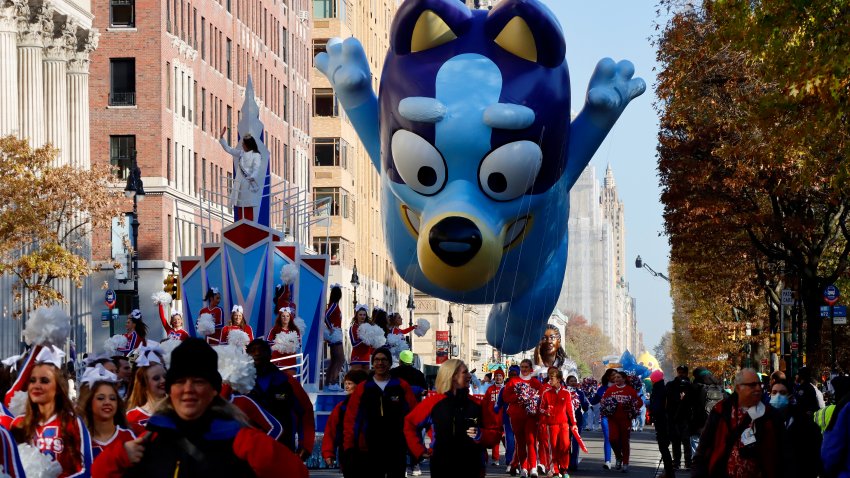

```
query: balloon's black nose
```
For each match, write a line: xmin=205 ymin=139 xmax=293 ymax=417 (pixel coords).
xmin=428 ymin=217 xmax=482 ymax=267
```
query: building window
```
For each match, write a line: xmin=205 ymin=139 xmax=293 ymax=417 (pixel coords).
xmin=313 ymin=88 xmax=338 ymax=117
xmin=314 ymin=187 xmax=353 ymax=221
xmin=109 ymin=135 xmax=135 ymax=179
xmin=226 ymin=105 xmax=232 ymax=143
xmin=314 ymin=137 xmax=348 ymax=168
xmin=283 ymin=85 xmax=288 ymax=122
xmin=312 ymin=39 xmax=327 ymax=65
xmin=313 ymin=237 xmax=348 ymax=265
xmin=110 ymin=0 xmax=135 ymax=27
xmin=313 ymin=0 xmax=336 ymax=18
xmin=109 ymin=58 xmax=136 ymax=106
xmin=281 ymin=27 xmax=288 ymax=63
xmin=201 ymin=18 xmax=205 ymax=60
xmin=226 ymin=38 xmax=232 ymax=79
xmin=201 ymin=87 xmax=206 ymax=131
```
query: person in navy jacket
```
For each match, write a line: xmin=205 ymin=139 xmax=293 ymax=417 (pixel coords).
xmin=343 ymin=348 xmax=418 ymax=478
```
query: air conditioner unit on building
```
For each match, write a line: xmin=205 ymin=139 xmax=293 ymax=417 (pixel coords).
xmin=114 ymin=253 xmax=129 ymax=281
xmin=297 ymin=10 xmax=309 ymax=21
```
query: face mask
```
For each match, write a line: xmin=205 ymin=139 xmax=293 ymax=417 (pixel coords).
xmin=567 ymin=386 xmax=577 ymax=392
xmin=769 ymin=394 xmax=789 ymax=409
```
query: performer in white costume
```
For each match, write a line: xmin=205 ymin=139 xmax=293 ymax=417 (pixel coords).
xmin=219 ymin=126 xmax=263 ymax=221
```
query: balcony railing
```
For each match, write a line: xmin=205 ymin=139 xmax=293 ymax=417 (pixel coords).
xmin=109 ymin=92 xmax=136 ymax=106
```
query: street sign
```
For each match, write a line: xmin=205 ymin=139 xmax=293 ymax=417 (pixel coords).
xmin=781 ymin=289 xmax=794 ymax=306
xmin=791 ymin=342 xmax=799 ymax=350
xmin=104 ymin=289 xmax=116 ymax=309
xmin=835 ymin=317 xmax=848 ymax=325
xmin=834 ymin=305 xmax=847 ymax=317
xmin=824 ymin=285 xmax=840 ymax=305
xmin=821 ymin=306 xmax=831 ymax=318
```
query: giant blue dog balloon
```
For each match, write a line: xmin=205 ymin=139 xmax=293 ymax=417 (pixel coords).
xmin=316 ymin=0 xmax=645 ymax=354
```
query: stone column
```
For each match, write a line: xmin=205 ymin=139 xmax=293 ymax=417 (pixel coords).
xmin=16 ymin=3 xmax=48 ymax=147
xmin=67 ymin=28 xmax=96 ymax=169
xmin=43 ymin=19 xmax=74 ymax=165
xmin=0 ymin=2 xmax=18 ymax=136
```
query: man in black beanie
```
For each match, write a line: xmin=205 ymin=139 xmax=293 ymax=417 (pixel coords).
xmin=92 ymin=338 xmax=308 ymax=478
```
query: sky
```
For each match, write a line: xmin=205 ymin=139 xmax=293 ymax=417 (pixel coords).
xmin=544 ymin=1 xmax=673 ymax=351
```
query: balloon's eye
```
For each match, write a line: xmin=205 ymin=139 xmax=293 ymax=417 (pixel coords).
xmin=391 ymin=130 xmax=447 ymax=196
xmin=478 ymin=141 xmax=542 ymax=201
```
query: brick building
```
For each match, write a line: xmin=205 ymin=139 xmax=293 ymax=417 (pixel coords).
xmin=88 ymin=0 xmax=312 ymax=348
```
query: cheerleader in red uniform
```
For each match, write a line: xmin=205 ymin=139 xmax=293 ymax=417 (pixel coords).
xmin=601 ymin=371 xmax=641 ymax=471
xmin=0 ymin=426 xmax=24 ymax=477
xmin=266 ymin=307 xmax=300 ymax=372
xmin=348 ymin=305 xmax=372 ymax=372
xmin=10 ymin=346 xmax=93 ymax=477
xmin=125 ymin=349 xmax=166 ymax=436
xmin=324 ymin=285 xmax=345 ymax=391
xmin=502 ymin=358 xmax=544 ymax=477
xmin=538 ymin=368 xmax=578 ymax=477
xmin=388 ymin=312 xmax=418 ymax=338
xmin=199 ymin=287 xmax=225 ymax=345
xmin=481 ymin=369 xmax=506 ymax=466
xmin=76 ymin=364 xmax=135 ymax=460
xmin=117 ymin=309 xmax=148 ymax=355
xmin=221 ymin=305 xmax=255 ymax=345
xmin=158 ymin=303 xmax=189 ymax=342
xmin=275 ymin=284 xmax=297 ymax=317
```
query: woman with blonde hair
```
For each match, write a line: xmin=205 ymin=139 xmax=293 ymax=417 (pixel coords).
xmin=125 ymin=349 xmax=167 ymax=435
xmin=404 ymin=359 xmax=502 ymax=478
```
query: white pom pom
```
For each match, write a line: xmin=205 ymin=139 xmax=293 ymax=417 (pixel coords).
xmin=103 ymin=334 xmax=128 ymax=356
xmin=152 ymin=291 xmax=173 ymax=306
xmin=414 ymin=318 xmax=431 ymax=337
xmin=272 ymin=331 xmax=301 ymax=355
xmin=8 ymin=391 xmax=27 ymax=417
xmin=386 ymin=333 xmax=409 ymax=358
xmin=158 ymin=339 xmax=182 ymax=368
xmin=215 ymin=346 xmax=256 ymax=394
xmin=294 ymin=317 xmax=306 ymax=334
xmin=196 ymin=313 xmax=215 ymax=337
xmin=22 ymin=305 xmax=71 ymax=347
xmin=18 ymin=443 xmax=62 ymax=478
xmin=280 ymin=264 xmax=298 ymax=285
xmin=358 ymin=323 xmax=387 ymax=349
xmin=226 ymin=329 xmax=250 ymax=349
xmin=324 ymin=327 xmax=343 ymax=344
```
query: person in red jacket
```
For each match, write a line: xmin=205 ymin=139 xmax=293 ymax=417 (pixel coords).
xmin=601 ymin=371 xmax=641 ymax=472
xmin=404 ymin=359 xmax=502 ymax=478
xmin=481 ymin=369 xmax=506 ymax=465
xmin=538 ymin=368 xmax=578 ymax=477
xmin=502 ymin=358 xmax=544 ymax=477
xmin=348 ymin=305 xmax=372 ymax=372
xmin=343 ymin=348 xmax=418 ymax=478
xmin=92 ymin=338 xmax=308 ymax=478
xmin=199 ymin=288 xmax=224 ymax=345
xmin=324 ymin=285 xmax=345 ymax=391
xmin=322 ymin=369 xmax=369 ymax=476
xmin=220 ymin=305 xmax=255 ymax=345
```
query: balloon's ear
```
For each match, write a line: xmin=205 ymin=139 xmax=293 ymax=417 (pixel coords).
xmin=390 ymin=0 xmax=473 ymax=55
xmin=485 ymin=0 xmax=565 ymax=67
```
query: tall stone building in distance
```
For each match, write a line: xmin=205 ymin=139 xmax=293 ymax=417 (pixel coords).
xmin=0 ymin=0 xmax=99 ymax=356
xmin=557 ymin=164 xmax=639 ymax=354
xmin=87 ymin=0 xmax=313 ymax=348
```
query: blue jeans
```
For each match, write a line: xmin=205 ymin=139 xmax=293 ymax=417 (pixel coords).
xmin=601 ymin=416 xmax=612 ymax=462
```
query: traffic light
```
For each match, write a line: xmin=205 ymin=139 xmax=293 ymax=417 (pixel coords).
xmin=163 ymin=274 xmax=181 ymax=301
xmin=768 ymin=332 xmax=780 ymax=354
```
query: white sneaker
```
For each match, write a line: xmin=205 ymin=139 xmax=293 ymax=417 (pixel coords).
xmin=520 ymin=469 xmax=528 ymax=478
xmin=411 ymin=465 xmax=422 ymax=476
xmin=603 ymin=461 xmax=612 ymax=470
xmin=530 ymin=470 xmax=539 ymax=478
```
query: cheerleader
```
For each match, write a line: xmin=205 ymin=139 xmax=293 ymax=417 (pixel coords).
xmin=348 ymin=305 xmax=372 ymax=372
xmin=324 ymin=285 xmax=344 ymax=391
xmin=566 ymin=375 xmax=591 ymax=472
xmin=221 ymin=305 xmax=255 ymax=345
xmin=267 ymin=307 xmax=300 ymax=372
xmin=0 ymin=426 xmax=24 ymax=478
xmin=76 ymin=364 xmax=135 ymax=459
xmin=158 ymin=303 xmax=189 ymax=342
xmin=502 ymin=359 xmax=543 ymax=477
xmin=388 ymin=311 xmax=417 ymax=337
xmin=125 ymin=349 xmax=167 ymax=436
xmin=601 ymin=371 xmax=641 ymax=472
xmin=372 ymin=307 xmax=389 ymax=335
xmin=10 ymin=345 xmax=93 ymax=478
xmin=275 ymin=283 xmax=297 ymax=317
xmin=199 ymin=287 xmax=225 ymax=345
xmin=590 ymin=368 xmax=617 ymax=469
xmin=117 ymin=309 xmax=149 ymax=355
xmin=538 ymin=368 xmax=578 ymax=477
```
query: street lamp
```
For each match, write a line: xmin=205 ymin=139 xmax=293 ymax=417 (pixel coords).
xmin=635 ymin=255 xmax=670 ymax=283
xmin=350 ymin=259 xmax=360 ymax=313
xmin=447 ymin=308 xmax=454 ymax=358
xmin=406 ymin=286 xmax=415 ymax=351
xmin=123 ymin=151 xmax=145 ymax=311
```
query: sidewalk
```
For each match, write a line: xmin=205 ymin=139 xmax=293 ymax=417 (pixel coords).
xmin=309 ymin=429 xmax=665 ymax=477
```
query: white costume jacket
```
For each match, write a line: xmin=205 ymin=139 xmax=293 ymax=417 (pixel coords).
xmin=219 ymin=136 xmax=263 ymax=207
